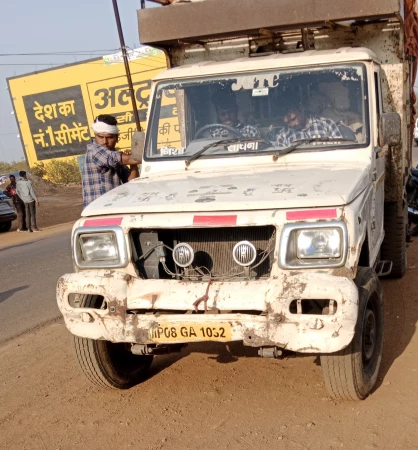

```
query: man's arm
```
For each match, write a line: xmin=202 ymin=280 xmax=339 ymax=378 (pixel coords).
xmin=276 ymin=128 xmax=292 ymax=148
xmin=92 ymin=147 xmax=140 ymax=170
xmin=121 ymin=150 xmax=140 ymax=181
xmin=28 ymin=181 xmax=38 ymax=203
xmin=127 ymin=165 xmax=139 ymax=181
xmin=92 ymin=147 xmax=123 ymax=169
xmin=325 ymin=118 xmax=343 ymax=138
xmin=242 ymin=125 xmax=261 ymax=139
xmin=3 ymin=186 xmax=12 ymax=198
xmin=15 ymin=183 xmax=22 ymax=199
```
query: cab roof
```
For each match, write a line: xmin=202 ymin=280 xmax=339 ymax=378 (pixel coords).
xmin=153 ymin=47 xmax=378 ymax=82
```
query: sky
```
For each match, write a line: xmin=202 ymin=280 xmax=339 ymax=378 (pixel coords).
xmin=1 ymin=1 xmax=418 ymax=163
xmin=0 ymin=0 xmax=150 ymax=162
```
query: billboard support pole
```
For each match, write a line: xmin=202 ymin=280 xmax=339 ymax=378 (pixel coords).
xmin=112 ymin=0 xmax=142 ymax=131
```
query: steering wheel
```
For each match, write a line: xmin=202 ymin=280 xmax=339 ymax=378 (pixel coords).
xmin=194 ymin=123 xmax=244 ymax=140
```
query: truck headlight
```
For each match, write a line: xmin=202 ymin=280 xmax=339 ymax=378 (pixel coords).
xmin=80 ymin=233 xmax=118 ymax=262
xmin=74 ymin=226 xmax=128 ymax=269
xmin=279 ymin=222 xmax=347 ymax=269
xmin=297 ymin=229 xmax=341 ymax=259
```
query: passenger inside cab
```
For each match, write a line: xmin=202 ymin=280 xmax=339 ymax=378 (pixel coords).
xmin=193 ymin=89 xmax=260 ymax=140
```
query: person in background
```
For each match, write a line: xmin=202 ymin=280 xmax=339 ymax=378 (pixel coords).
xmin=4 ymin=174 xmax=27 ymax=232
xmin=82 ymin=114 xmax=141 ymax=207
xmin=208 ymin=89 xmax=260 ymax=139
xmin=16 ymin=171 xmax=40 ymax=232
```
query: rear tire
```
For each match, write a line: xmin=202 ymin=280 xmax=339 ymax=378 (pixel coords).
xmin=381 ymin=201 xmax=407 ymax=278
xmin=0 ymin=221 xmax=12 ymax=232
xmin=320 ymin=268 xmax=384 ymax=400
xmin=73 ymin=295 xmax=153 ymax=389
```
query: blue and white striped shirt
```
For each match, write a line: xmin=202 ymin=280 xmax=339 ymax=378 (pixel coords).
xmin=275 ymin=116 xmax=342 ymax=147
xmin=82 ymin=143 xmax=129 ymax=208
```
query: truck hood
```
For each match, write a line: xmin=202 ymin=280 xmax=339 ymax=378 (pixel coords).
xmin=82 ymin=164 xmax=370 ymax=216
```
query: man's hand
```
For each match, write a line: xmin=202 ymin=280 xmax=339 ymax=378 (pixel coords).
xmin=36 ymin=201 xmax=40 ymax=207
xmin=121 ymin=151 xmax=141 ymax=166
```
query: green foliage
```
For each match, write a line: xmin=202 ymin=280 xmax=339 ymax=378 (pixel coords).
xmin=0 ymin=159 xmax=29 ymax=175
xmin=0 ymin=157 xmax=81 ymax=185
xmin=43 ymin=158 xmax=81 ymax=184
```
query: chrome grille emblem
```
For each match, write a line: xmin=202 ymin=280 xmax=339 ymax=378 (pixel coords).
xmin=233 ymin=241 xmax=257 ymax=267
xmin=173 ymin=243 xmax=194 ymax=268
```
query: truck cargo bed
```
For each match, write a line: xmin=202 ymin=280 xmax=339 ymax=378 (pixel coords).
xmin=138 ymin=0 xmax=401 ymax=46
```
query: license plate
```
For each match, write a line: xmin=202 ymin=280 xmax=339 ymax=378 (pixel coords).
xmin=149 ymin=322 xmax=232 ymax=343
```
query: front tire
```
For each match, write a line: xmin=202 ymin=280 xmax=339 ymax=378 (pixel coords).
xmin=73 ymin=295 xmax=153 ymax=389
xmin=381 ymin=201 xmax=407 ymax=278
xmin=320 ymin=268 xmax=384 ymax=400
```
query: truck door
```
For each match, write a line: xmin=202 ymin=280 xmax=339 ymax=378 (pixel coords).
xmin=371 ymin=67 xmax=385 ymax=256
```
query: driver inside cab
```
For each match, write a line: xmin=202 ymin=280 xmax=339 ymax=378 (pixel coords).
xmin=199 ymin=89 xmax=260 ymax=139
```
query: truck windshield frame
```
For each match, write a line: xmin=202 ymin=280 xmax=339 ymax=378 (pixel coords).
xmin=144 ymin=63 xmax=370 ymax=162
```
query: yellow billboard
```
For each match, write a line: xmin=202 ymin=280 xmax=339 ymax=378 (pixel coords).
xmin=7 ymin=47 xmax=168 ymax=167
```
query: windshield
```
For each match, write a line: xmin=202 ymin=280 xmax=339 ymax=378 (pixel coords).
xmin=146 ymin=64 xmax=369 ymax=160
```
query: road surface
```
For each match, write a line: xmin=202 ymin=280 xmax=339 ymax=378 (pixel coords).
xmin=0 ymin=226 xmax=72 ymax=342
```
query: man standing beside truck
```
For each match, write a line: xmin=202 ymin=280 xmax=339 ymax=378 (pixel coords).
xmin=82 ymin=114 xmax=141 ymax=207
xmin=4 ymin=174 xmax=27 ymax=232
xmin=16 ymin=171 xmax=40 ymax=232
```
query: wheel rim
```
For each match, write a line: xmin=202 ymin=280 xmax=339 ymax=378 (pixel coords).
xmin=362 ymin=306 xmax=377 ymax=363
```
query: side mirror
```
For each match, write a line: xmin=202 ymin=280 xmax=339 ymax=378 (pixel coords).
xmin=379 ymin=112 xmax=401 ymax=147
xmin=130 ymin=130 xmax=146 ymax=162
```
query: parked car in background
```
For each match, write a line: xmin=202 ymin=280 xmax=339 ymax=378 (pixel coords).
xmin=0 ymin=188 xmax=17 ymax=232
xmin=0 ymin=172 xmax=20 ymax=184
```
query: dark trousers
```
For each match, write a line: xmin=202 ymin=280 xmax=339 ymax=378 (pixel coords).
xmin=25 ymin=201 xmax=38 ymax=230
xmin=15 ymin=201 xmax=26 ymax=230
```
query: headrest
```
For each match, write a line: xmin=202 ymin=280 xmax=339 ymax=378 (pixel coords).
xmin=319 ymin=83 xmax=350 ymax=112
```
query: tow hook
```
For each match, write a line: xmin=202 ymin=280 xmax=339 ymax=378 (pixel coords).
xmin=131 ymin=344 xmax=187 ymax=355
xmin=258 ymin=347 xmax=283 ymax=358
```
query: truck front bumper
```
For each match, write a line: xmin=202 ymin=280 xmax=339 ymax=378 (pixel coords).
xmin=57 ymin=270 xmax=359 ymax=353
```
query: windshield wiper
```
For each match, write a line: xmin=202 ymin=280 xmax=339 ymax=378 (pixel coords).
xmin=185 ymin=138 xmax=272 ymax=168
xmin=272 ymin=137 xmax=356 ymax=161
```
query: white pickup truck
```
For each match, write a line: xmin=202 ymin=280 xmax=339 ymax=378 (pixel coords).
xmin=57 ymin=0 xmax=417 ymax=400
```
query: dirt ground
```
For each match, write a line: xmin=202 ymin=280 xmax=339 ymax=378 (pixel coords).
xmin=1 ymin=240 xmax=418 ymax=448
xmin=0 ymin=177 xmax=83 ymax=231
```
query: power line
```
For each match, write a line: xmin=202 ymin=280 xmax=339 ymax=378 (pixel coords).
xmin=0 ymin=63 xmax=65 ymax=66
xmin=0 ymin=47 xmax=164 ymax=58
xmin=0 ymin=49 xmax=120 ymax=57
xmin=0 ymin=60 xmax=165 ymax=67
xmin=0 ymin=56 xmax=166 ymax=68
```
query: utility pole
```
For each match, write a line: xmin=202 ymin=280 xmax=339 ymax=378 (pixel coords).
xmin=111 ymin=0 xmax=142 ymax=131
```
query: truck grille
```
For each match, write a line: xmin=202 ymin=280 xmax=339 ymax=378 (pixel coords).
xmin=131 ymin=226 xmax=276 ymax=280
